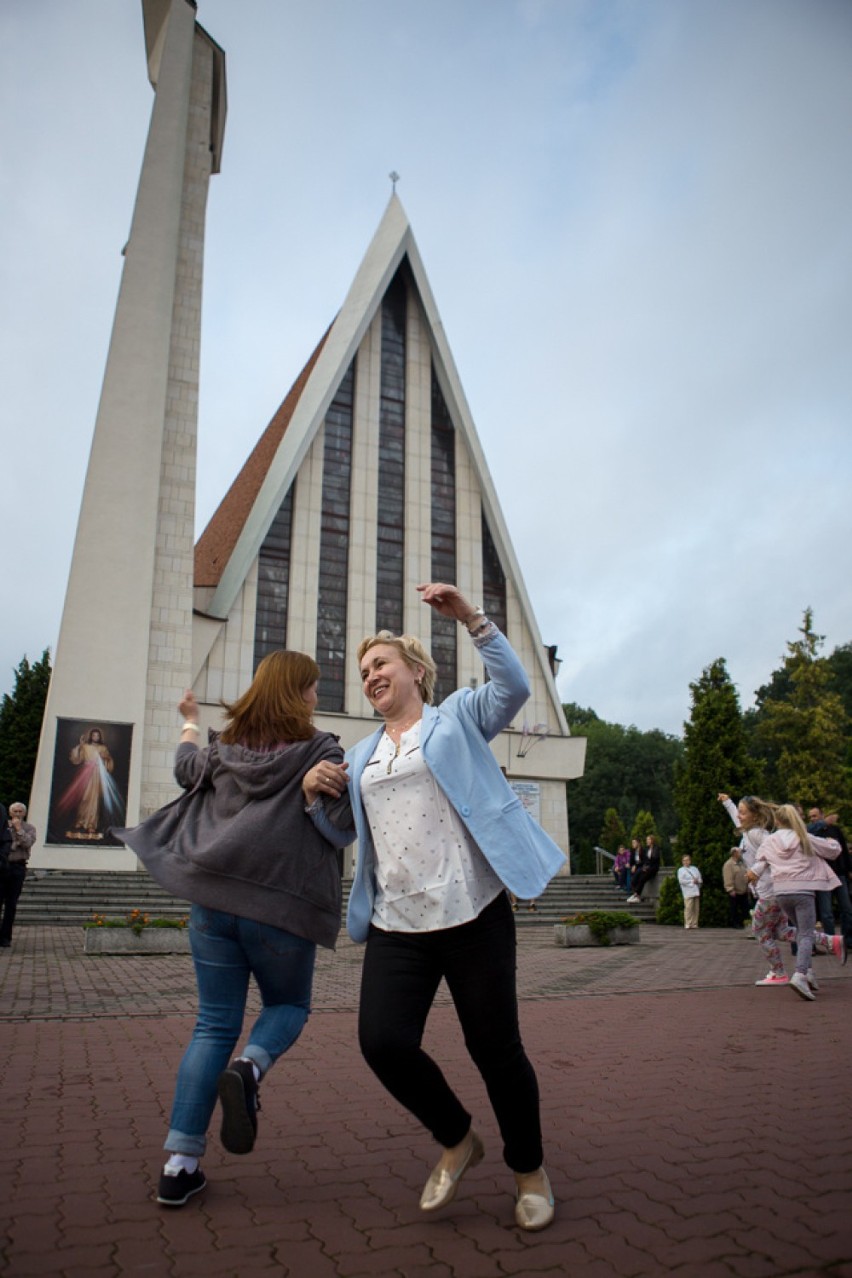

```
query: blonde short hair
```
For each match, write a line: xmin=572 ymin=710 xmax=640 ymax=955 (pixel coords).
xmin=357 ymin=631 xmax=438 ymax=705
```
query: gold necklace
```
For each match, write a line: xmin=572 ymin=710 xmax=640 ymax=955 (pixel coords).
xmin=386 ymin=715 xmax=421 ymax=744
xmin=386 ymin=738 xmax=402 ymax=775
xmin=385 ymin=717 xmax=420 ymax=774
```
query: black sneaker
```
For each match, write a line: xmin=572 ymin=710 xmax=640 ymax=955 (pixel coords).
xmin=156 ymin=1166 xmax=206 ymax=1207
xmin=217 ymin=1058 xmax=261 ymax=1154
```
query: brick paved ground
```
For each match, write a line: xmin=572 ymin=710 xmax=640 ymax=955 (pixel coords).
xmin=1 ymin=923 xmax=851 ymax=1277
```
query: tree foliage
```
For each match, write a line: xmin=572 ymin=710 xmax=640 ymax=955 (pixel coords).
xmin=0 ymin=650 xmax=51 ymax=808
xmin=599 ymin=807 xmax=628 ymax=855
xmin=630 ymin=809 xmax=658 ymax=843
xmin=563 ymin=610 xmax=850 ymax=924
xmin=564 ymin=703 xmax=682 ymax=873
xmin=669 ymin=658 xmax=759 ymax=928
xmin=749 ymin=610 xmax=851 ymax=816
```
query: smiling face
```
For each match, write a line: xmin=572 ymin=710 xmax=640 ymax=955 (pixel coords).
xmin=736 ymin=801 xmax=754 ymax=829
xmin=359 ymin=643 xmax=424 ymax=725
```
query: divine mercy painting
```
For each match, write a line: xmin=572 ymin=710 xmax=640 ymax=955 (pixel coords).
xmin=46 ymin=719 xmax=132 ymax=846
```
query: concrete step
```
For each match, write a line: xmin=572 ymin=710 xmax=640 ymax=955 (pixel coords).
xmin=16 ymin=868 xmax=670 ymax=926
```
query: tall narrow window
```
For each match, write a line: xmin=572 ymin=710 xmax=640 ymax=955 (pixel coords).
xmin=253 ymin=486 xmax=294 ymax=671
xmin=431 ymin=367 xmax=456 ymax=702
xmin=481 ymin=512 xmax=507 ymax=635
xmin=316 ymin=363 xmax=355 ymax=711
xmin=376 ymin=269 xmax=407 ymax=635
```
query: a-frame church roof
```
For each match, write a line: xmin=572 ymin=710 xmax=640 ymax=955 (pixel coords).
xmin=193 ymin=194 xmax=567 ymax=729
xmin=194 ymin=329 xmax=329 ymax=589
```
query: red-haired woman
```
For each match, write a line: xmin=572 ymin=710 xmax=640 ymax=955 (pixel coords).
xmin=117 ymin=650 xmax=353 ymax=1208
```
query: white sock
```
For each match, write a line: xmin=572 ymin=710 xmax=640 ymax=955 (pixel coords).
xmin=164 ymin=1154 xmax=198 ymax=1176
xmin=237 ymin=1056 xmax=261 ymax=1083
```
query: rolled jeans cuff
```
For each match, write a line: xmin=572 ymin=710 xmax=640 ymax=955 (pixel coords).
xmin=164 ymin=1128 xmax=207 ymax=1158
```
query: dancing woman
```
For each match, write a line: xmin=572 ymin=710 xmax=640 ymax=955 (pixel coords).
xmin=117 ymin=651 xmax=354 ymax=1207
xmin=306 ymin=583 xmax=565 ymax=1230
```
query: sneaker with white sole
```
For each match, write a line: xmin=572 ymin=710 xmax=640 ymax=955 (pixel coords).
xmin=790 ymin=971 xmax=816 ymax=1001
xmin=805 ymin=969 xmax=819 ymax=991
xmin=755 ymin=972 xmax=789 ymax=986
xmin=831 ymin=934 xmax=847 ymax=964
xmin=156 ymin=1166 xmax=206 ymax=1207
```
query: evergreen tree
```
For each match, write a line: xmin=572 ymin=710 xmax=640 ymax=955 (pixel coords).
xmin=564 ymin=706 xmax=681 ymax=872
xmin=667 ymin=657 xmax=758 ymax=927
xmin=753 ymin=609 xmax=850 ymax=815
xmin=826 ymin=641 xmax=852 ymax=724
xmin=599 ymin=807 xmax=628 ymax=857
xmin=630 ymin=809 xmax=658 ymax=845
xmin=0 ymin=650 xmax=51 ymax=807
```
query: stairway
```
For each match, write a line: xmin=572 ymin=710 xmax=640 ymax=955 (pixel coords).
xmin=15 ymin=868 xmax=669 ymax=928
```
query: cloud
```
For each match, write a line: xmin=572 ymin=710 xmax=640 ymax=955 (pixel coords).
xmin=2 ymin=0 xmax=850 ymax=737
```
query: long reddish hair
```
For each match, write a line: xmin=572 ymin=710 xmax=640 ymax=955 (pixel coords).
xmin=219 ymin=650 xmax=319 ymax=748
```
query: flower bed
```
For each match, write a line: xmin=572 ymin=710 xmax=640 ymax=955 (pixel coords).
xmin=83 ymin=910 xmax=190 ymax=955
xmin=554 ymin=910 xmax=640 ymax=948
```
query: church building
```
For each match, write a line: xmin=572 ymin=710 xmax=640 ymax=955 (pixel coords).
xmin=27 ymin=0 xmax=584 ymax=873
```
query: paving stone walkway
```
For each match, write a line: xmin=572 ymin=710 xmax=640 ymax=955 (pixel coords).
xmin=1 ymin=923 xmax=851 ymax=1277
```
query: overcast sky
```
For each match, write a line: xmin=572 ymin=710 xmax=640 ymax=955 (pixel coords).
xmin=2 ymin=0 xmax=850 ymax=736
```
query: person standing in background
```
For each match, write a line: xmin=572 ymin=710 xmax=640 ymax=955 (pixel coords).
xmin=0 ymin=803 xmax=36 ymax=949
xmin=722 ymin=846 xmax=751 ymax=929
xmin=677 ymin=854 xmax=703 ymax=928
xmin=807 ymin=806 xmax=852 ymax=948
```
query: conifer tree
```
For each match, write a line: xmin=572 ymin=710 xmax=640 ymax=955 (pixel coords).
xmin=753 ymin=609 xmax=850 ymax=816
xmin=630 ymin=809 xmax=658 ymax=846
xmin=663 ymin=658 xmax=757 ymax=927
xmin=0 ymin=650 xmax=51 ymax=808
xmin=599 ymin=807 xmax=628 ymax=855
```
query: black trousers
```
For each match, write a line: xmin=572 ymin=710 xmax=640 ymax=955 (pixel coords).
xmin=358 ymin=891 xmax=543 ymax=1173
xmin=728 ymin=892 xmax=751 ymax=928
xmin=631 ymin=866 xmax=658 ymax=897
xmin=0 ymin=864 xmax=26 ymax=943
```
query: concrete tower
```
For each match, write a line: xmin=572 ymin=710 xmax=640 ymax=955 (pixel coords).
xmin=29 ymin=0 xmax=226 ymax=867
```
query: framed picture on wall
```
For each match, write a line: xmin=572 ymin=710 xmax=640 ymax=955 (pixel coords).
xmin=46 ymin=719 xmax=133 ymax=846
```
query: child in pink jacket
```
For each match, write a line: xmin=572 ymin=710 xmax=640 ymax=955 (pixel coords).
xmin=748 ymin=804 xmax=845 ymax=1000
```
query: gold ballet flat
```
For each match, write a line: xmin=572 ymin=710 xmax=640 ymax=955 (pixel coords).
xmin=419 ymin=1129 xmax=485 ymax=1212
xmin=514 ymin=1167 xmax=555 ymax=1231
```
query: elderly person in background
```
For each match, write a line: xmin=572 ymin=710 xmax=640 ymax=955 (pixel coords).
xmin=0 ymin=803 xmax=36 ymax=948
xmin=722 ymin=846 xmax=751 ymax=929
xmin=305 ymin=582 xmax=565 ymax=1231
xmin=677 ymin=853 xmax=703 ymax=929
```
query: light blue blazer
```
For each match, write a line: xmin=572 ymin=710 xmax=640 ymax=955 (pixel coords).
xmin=345 ymin=628 xmax=567 ymax=943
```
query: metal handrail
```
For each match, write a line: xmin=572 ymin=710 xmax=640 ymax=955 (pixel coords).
xmin=594 ymin=845 xmax=616 ymax=876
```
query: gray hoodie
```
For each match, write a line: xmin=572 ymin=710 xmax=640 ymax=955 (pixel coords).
xmin=115 ymin=735 xmax=354 ymax=949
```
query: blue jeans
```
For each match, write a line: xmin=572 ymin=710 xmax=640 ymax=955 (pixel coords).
xmin=165 ymin=905 xmax=316 ymax=1156
xmin=816 ymin=878 xmax=852 ymax=943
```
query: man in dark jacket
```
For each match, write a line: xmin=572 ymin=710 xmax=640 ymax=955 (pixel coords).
xmin=808 ymin=805 xmax=852 ymax=946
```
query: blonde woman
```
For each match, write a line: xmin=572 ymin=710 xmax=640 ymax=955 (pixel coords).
xmin=305 ymin=583 xmax=565 ymax=1231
